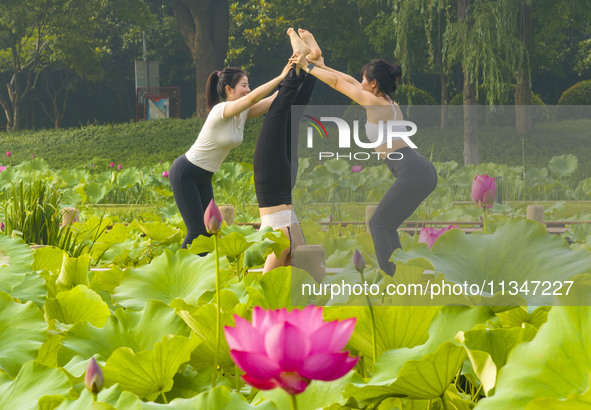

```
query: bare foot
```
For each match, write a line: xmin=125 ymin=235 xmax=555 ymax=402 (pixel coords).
xmin=287 ymin=27 xmax=311 ymax=56
xmin=298 ymin=28 xmax=322 ymax=61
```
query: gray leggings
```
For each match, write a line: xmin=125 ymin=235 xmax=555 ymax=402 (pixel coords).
xmin=368 ymin=147 xmax=437 ymax=276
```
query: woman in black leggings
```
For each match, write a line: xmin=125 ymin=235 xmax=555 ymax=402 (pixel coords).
xmin=293 ymin=30 xmax=437 ymax=276
xmin=254 ymin=28 xmax=317 ymax=272
xmin=170 ymin=61 xmax=293 ymax=248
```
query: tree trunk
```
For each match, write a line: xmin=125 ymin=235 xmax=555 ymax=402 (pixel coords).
xmin=172 ymin=0 xmax=229 ymax=119
xmin=458 ymin=0 xmax=479 ymax=165
xmin=515 ymin=1 xmax=533 ymax=134
xmin=438 ymin=8 xmax=448 ymax=128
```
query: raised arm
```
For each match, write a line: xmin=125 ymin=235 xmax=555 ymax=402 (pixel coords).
xmin=293 ymin=53 xmax=380 ymax=107
xmin=312 ymin=56 xmax=360 ymax=87
xmin=223 ymin=61 xmax=293 ymax=118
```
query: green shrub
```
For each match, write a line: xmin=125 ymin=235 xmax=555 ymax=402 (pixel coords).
xmin=449 ymin=84 xmax=545 ymax=105
xmin=558 ymin=80 xmax=591 ymax=105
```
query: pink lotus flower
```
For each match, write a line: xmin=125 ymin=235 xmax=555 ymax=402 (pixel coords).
xmin=6 ymin=151 xmax=11 ymax=157
xmin=351 ymin=165 xmax=362 ymax=173
xmin=0 ymin=222 xmax=4 ymax=231
xmin=0 ymin=166 xmax=6 ymax=172
xmin=418 ymin=225 xmax=458 ymax=248
xmin=224 ymin=306 xmax=358 ymax=395
xmin=109 ymin=162 xmax=115 ymax=168
xmin=162 ymin=171 xmax=169 ymax=178
xmin=204 ymin=199 xmax=223 ymax=234
xmin=117 ymin=164 xmax=122 ymax=171
xmin=84 ymin=357 xmax=104 ymax=394
xmin=471 ymin=174 xmax=496 ymax=208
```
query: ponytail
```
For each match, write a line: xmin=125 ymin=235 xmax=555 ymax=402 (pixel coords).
xmin=205 ymin=67 xmax=247 ymax=111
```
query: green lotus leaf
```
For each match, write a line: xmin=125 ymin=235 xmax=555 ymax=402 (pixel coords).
xmin=32 ymin=245 xmax=65 ymax=273
xmin=324 ymin=306 xmax=441 ymax=365
xmin=456 ymin=325 xmax=538 ymax=396
xmin=133 ymin=221 xmax=181 ymax=245
xmin=11 ymin=272 xmax=47 ymax=306
xmin=324 ymin=159 xmax=350 ymax=175
xmin=58 ymin=299 xmax=190 ymax=369
xmin=526 ymin=372 xmax=591 ymax=409
xmin=166 ymin=364 xmax=233 ymax=401
xmin=496 ymin=306 xmax=550 ymax=329
xmin=45 ymin=285 xmax=111 ymax=327
xmin=37 ymin=331 xmax=64 ymax=367
xmin=84 ymin=182 xmax=108 ymax=203
xmin=174 ymin=293 xmax=247 ymax=371
xmin=56 ymin=384 xmax=141 ymax=410
xmin=0 ymin=291 xmax=47 ymax=377
xmin=393 ymin=220 xmax=591 ymax=306
xmin=89 ymin=224 xmax=137 ymax=265
xmin=243 ymin=230 xmax=289 ymax=268
xmin=475 ymin=306 xmax=591 ymax=409
xmin=217 ymin=232 xmax=253 ymax=259
xmin=245 ymin=267 xmax=291 ymax=309
xmin=0 ymin=234 xmax=34 ymax=293
xmin=0 ymin=361 xmax=71 ymax=410
xmin=548 ymin=154 xmax=578 ymax=178
xmin=56 ymin=254 xmax=90 ymax=292
xmin=348 ymin=342 xmax=466 ymax=403
xmin=140 ymin=386 xmax=277 ymax=409
xmin=112 ymin=249 xmax=223 ymax=310
xmin=114 ymin=167 xmax=141 ymax=189
xmin=38 ymin=395 xmax=66 ymax=409
xmin=255 ymin=371 xmax=360 ymax=410
xmin=362 ymin=306 xmax=493 ymax=388
xmin=103 ymin=334 xmax=199 ymax=400
xmin=90 ymin=266 xmax=124 ymax=294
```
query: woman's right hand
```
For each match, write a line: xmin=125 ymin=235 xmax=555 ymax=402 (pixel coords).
xmin=279 ymin=60 xmax=294 ymax=80
xmin=290 ymin=52 xmax=308 ymax=70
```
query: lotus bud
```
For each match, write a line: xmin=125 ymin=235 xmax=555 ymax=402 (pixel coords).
xmin=204 ymin=199 xmax=223 ymax=234
xmin=6 ymin=151 xmax=11 ymax=157
xmin=471 ymin=174 xmax=496 ymax=208
xmin=162 ymin=171 xmax=169 ymax=178
xmin=353 ymin=249 xmax=366 ymax=273
xmin=84 ymin=357 xmax=104 ymax=394
xmin=109 ymin=162 xmax=114 ymax=168
xmin=117 ymin=164 xmax=122 ymax=171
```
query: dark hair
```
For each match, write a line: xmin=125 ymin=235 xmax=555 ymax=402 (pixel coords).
xmin=360 ymin=59 xmax=402 ymax=96
xmin=205 ymin=67 xmax=247 ymax=111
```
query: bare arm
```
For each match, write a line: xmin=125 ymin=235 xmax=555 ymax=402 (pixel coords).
xmin=294 ymin=54 xmax=380 ymax=106
xmin=313 ymin=56 xmax=360 ymax=87
xmin=223 ymin=62 xmax=292 ymax=118
xmin=247 ymin=90 xmax=278 ymax=118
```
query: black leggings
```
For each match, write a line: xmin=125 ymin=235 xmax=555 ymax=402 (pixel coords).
xmin=254 ymin=68 xmax=315 ymax=207
xmin=368 ymin=147 xmax=438 ymax=276
xmin=169 ymin=154 xmax=214 ymax=248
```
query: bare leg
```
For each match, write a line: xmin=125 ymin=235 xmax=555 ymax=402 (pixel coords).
xmin=262 ymin=223 xmax=306 ymax=274
xmin=298 ymin=29 xmax=322 ymax=61
xmin=287 ymin=28 xmax=310 ymax=74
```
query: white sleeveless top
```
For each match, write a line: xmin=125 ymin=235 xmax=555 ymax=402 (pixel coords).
xmin=365 ymin=101 xmax=407 ymax=144
xmin=185 ymin=101 xmax=250 ymax=172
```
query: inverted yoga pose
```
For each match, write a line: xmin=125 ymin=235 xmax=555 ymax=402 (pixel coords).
xmin=170 ymin=61 xmax=293 ymax=248
xmin=254 ymin=28 xmax=318 ymax=272
xmin=293 ymin=29 xmax=438 ymax=276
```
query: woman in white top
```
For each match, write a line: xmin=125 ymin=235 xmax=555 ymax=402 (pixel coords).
xmin=170 ymin=62 xmax=292 ymax=248
xmin=293 ymin=30 xmax=438 ymax=276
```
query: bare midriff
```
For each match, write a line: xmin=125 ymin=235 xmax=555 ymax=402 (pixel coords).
xmin=375 ymin=139 xmax=410 ymax=160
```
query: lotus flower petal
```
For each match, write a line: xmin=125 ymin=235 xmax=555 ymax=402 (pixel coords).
xmin=300 ymin=352 xmax=358 ymax=381
xmin=265 ymin=322 xmax=310 ymax=371
xmin=230 ymin=350 xmax=280 ymax=380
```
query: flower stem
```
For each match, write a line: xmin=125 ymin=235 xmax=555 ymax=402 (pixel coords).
xmin=212 ymin=234 xmax=221 ymax=388
xmin=290 ymin=394 xmax=299 ymax=410
xmin=92 ymin=393 xmax=97 ymax=403
xmin=160 ymin=391 xmax=168 ymax=404
xmin=483 ymin=206 xmax=489 ymax=234
xmin=360 ymin=271 xmax=377 ymax=369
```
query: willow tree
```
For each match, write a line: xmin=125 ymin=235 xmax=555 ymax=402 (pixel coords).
xmin=372 ymin=0 xmax=522 ymax=165
xmin=171 ymin=0 xmax=229 ymax=119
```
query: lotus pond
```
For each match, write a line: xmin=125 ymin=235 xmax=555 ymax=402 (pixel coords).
xmin=0 ymin=158 xmax=590 ymax=409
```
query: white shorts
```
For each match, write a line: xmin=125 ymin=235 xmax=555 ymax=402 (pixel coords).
xmin=259 ymin=210 xmax=298 ymax=230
